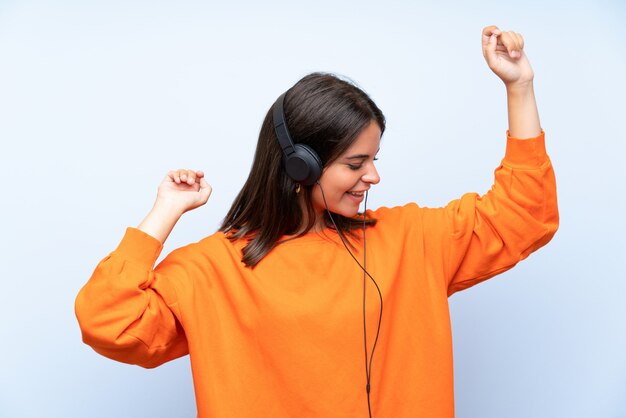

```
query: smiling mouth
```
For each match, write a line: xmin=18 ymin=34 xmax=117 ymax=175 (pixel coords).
xmin=348 ymin=191 xmax=365 ymax=197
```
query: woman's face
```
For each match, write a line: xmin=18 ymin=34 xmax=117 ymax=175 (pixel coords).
xmin=310 ymin=120 xmax=382 ymax=226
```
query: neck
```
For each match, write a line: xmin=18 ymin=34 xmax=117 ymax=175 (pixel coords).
xmin=296 ymin=194 xmax=326 ymax=234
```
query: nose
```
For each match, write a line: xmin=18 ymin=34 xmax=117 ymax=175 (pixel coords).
xmin=362 ymin=163 xmax=380 ymax=185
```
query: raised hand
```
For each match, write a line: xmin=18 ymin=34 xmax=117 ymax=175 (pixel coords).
xmin=482 ymin=25 xmax=534 ymax=88
xmin=156 ymin=169 xmax=212 ymax=214
xmin=138 ymin=169 xmax=212 ymax=243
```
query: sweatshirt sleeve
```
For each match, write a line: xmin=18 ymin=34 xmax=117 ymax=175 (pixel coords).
xmin=444 ymin=131 xmax=559 ymax=296
xmin=75 ymin=228 xmax=189 ymax=368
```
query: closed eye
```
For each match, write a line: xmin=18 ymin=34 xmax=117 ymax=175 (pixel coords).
xmin=348 ymin=157 xmax=378 ymax=170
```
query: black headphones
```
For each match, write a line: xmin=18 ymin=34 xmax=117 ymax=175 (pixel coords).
xmin=272 ymin=92 xmax=323 ymax=186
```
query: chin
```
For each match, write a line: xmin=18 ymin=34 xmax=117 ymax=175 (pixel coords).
xmin=332 ymin=206 xmax=360 ymax=219
xmin=314 ymin=198 xmax=360 ymax=220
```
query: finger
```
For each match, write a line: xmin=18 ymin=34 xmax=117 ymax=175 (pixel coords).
xmin=513 ymin=31 xmax=525 ymax=52
xmin=199 ymin=178 xmax=213 ymax=202
xmin=509 ymin=32 xmax=524 ymax=57
xmin=168 ymin=170 xmax=182 ymax=184
xmin=482 ymin=25 xmax=500 ymax=53
xmin=482 ymin=25 xmax=501 ymax=39
xmin=179 ymin=169 xmax=189 ymax=183
xmin=184 ymin=169 xmax=197 ymax=185
xmin=483 ymin=32 xmax=499 ymax=65
xmin=497 ymin=32 xmax=510 ymax=54
xmin=175 ymin=168 xmax=196 ymax=185
xmin=499 ymin=32 xmax=520 ymax=58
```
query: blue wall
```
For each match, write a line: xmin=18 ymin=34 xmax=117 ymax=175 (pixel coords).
xmin=1 ymin=0 xmax=624 ymax=416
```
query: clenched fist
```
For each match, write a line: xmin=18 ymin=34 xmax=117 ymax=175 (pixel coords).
xmin=155 ymin=169 xmax=212 ymax=215
xmin=482 ymin=25 xmax=534 ymax=88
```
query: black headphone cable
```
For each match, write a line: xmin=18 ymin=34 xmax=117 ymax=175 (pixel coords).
xmin=317 ymin=183 xmax=384 ymax=418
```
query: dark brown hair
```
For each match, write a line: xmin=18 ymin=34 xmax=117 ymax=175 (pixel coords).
xmin=220 ymin=72 xmax=385 ymax=267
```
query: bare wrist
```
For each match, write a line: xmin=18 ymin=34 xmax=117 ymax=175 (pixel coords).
xmin=506 ymin=80 xmax=534 ymax=95
xmin=152 ymin=197 xmax=186 ymax=219
xmin=137 ymin=201 xmax=184 ymax=244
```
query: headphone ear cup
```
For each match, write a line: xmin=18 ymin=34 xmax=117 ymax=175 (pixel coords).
xmin=285 ymin=144 xmax=322 ymax=186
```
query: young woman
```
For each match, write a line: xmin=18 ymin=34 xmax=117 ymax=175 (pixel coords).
xmin=76 ymin=26 xmax=558 ymax=417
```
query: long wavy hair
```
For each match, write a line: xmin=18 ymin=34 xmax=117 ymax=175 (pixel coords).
xmin=220 ymin=73 xmax=385 ymax=267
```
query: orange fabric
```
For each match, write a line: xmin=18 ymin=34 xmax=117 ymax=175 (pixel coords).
xmin=76 ymin=131 xmax=558 ymax=417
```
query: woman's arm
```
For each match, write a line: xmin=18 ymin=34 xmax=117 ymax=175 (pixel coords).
xmin=75 ymin=169 xmax=212 ymax=367
xmin=441 ymin=26 xmax=558 ymax=294
xmin=482 ymin=25 xmax=541 ymax=139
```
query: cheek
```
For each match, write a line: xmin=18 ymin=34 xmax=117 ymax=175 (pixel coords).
xmin=320 ymin=170 xmax=358 ymax=193
xmin=312 ymin=179 xmax=343 ymax=210
xmin=336 ymin=175 xmax=360 ymax=194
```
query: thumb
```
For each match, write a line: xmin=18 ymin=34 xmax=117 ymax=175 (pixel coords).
xmin=483 ymin=33 xmax=498 ymax=67
xmin=198 ymin=177 xmax=213 ymax=202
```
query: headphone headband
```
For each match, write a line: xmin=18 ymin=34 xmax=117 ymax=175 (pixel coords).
xmin=272 ymin=91 xmax=323 ymax=186
xmin=272 ymin=93 xmax=297 ymax=158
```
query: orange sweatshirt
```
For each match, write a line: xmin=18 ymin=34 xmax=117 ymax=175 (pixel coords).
xmin=76 ymin=131 xmax=558 ymax=417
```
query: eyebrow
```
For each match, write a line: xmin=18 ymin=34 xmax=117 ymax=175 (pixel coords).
xmin=345 ymin=154 xmax=370 ymax=160
xmin=344 ymin=149 xmax=380 ymax=160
